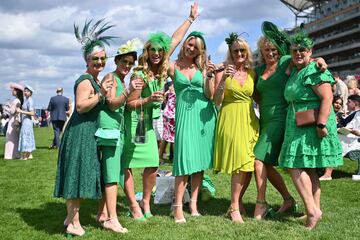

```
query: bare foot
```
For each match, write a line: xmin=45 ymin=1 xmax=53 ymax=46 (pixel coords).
xmin=254 ymin=201 xmax=269 ymax=220
xmin=306 ymin=209 xmax=323 ymax=230
xmin=172 ymin=204 xmax=186 ymax=223
xmin=189 ymin=199 xmax=201 ymax=216
xmin=96 ymin=212 xmax=108 ymax=223
xmin=129 ymin=204 xmax=144 ymax=219
xmin=227 ymin=206 xmax=244 ymax=223
xmin=103 ymin=218 xmax=128 ymax=233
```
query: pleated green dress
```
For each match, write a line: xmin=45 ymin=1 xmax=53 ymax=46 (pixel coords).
xmin=95 ymin=72 xmax=125 ymax=185
xmin=253 ymin=56 xmax=291 ymax=165
xmin=279 ymin=62 xmax=343 ymax=168
xmin=123 ymin=71 xmax=164 ymax=168
xmin=54 ymin=74 xmax=105 ymax=199
xmin=172 ymin=69 xmax=217 ymax=176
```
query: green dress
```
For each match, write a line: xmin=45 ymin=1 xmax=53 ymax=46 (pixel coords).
xmin=254 ymin=55 xmax=291 ymax=165
xmin=54 ymin=74 xmax=105 ymax=199
xmin=123 ymin=71 xmax=164 ymax=168
xmin=95 ymin=72 xmax=125 ymax=185
xmin=279 ymin=62 xmax=343 ymax=168
xmin=173 ymin=69 xmax=217 ymax=176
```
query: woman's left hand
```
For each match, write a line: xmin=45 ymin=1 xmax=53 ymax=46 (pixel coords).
xmin=190 ymin=2 xmax=199 ymax=20
xmin=316 ymin=127 xmax=328 ymax=138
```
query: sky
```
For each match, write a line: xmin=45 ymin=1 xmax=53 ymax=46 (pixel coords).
xmin=0 ymin=0 xmax=296 ymax=108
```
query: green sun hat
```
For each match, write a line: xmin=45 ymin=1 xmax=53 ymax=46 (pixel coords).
xmin=261 ymin=21 xmax=291 ymax=56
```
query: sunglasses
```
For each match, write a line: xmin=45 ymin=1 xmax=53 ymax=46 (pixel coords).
xmin=120 ymin=59 xmax=135 ymax=66
xmin=291 ymin=48 xmax=308 ymax=54
xmin=233 ymin=48 xmax=247 ymax=54
xmin=149 ymin=47 xmax=164 ymax=53
xmin=91 ymin=56 xmax=107 ymax=63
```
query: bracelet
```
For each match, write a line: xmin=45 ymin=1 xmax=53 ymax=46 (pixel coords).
xmin=187 ymin=17 xmax=194 ymax=24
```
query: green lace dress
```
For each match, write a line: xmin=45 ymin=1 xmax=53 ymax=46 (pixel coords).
xmin=123 ymin=71 xmax=164 ymax=168
xmin=173 ymin=69 xmax=217 ymax=176
xmin=54 ymin=74 xmax=105 ymax=199
xmin=254 ymin=55 xmax=291 ymax=165
xmin=279 ymin=62 xmax=343 ymax=168
xmin=95 ymin=72 xmax=125 ymax=186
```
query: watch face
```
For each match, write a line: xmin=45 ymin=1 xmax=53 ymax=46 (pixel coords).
xmin=317 ymin=124 xmax=325 ymax=129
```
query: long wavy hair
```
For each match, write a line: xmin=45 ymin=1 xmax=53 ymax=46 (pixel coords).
xmin=177 ymin=36 xmax=207 ymax=72
xmin=134 ymin=41 xmax=168 ymax=81
xmin=225 ymin=38 xmax=253 ymax=69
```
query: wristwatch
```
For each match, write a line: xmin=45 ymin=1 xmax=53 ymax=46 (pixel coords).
xmin=316 ymin=123 xmax=326 ymax=129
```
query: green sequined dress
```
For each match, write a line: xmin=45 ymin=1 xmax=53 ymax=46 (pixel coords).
xmin=54 ymin=74 xmax=105 ymax=199
xmin=279 ymin=62 xmax=343 ymax=168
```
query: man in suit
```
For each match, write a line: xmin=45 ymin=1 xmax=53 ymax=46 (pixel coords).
xmin=47 ymin=87 xmax=69 ymax=149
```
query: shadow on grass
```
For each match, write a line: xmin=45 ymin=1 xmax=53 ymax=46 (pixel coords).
xmin=16 ymin=200 xmax=108 ymax=235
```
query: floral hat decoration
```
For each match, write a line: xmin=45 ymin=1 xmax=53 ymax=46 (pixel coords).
xmin=261 ymin=21 xmax=291 ymax=56
xmin=290 ymin=23 xmax=314 ymax=49
xmin=74 ymin=19 xmax=117 ymax=60
xmin=115 ymin=38 xmax=143 ymax=59
xmin=225 ymin=32 xmax=249 ymax=46
xmin=148 ymin=32 xmax=172 ymax=53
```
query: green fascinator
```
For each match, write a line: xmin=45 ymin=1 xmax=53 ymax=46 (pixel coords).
xmin=74 ymin=19 xmax=117 ymax=60
xmin=115 ymin=38 xmax=143 ymax=58
xmin=186 ymin=31 xmax=206 ymax=49
xmin=261 ymin=21 xmax=291 ymax=56
xmin=290 ymin=24 xmax=314 ymax=49
xmin=148 ymin=32 xmax=172 ymax=53
xmin=225 ymin=32 xmax=249 ymax=46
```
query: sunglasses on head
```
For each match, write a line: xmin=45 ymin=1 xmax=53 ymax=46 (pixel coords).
xmin=91 ymin=56 xmax=107 ymax=63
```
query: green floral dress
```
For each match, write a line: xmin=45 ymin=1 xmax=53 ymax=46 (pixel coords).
xmin=279 ymin=62 xmax=343 ymax=168
xmin=54 ymin=74 xmax=105 ymax=199
xmin=123 ymin=71 xmax=164 ymax=168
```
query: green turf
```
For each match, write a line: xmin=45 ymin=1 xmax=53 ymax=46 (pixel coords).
xmin=1 ymin=127 xmax=359 ymax=240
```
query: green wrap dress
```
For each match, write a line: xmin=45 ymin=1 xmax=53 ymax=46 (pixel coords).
xmin=279 ymin=62 xmax=343 ymax=168
xmin=123 ymin=71 xmax=164 ymax=168
xmin=254 ymin=55 xmax=291 ymax=165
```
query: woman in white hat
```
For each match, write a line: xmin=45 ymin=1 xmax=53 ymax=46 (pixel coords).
xmin=17 ymin=85 xmax=36 ymax=160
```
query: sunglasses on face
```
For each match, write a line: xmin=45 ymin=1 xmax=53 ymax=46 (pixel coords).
xmin=119 ymin=59 xmax=135 ymax=67
xmin=233 ymin=48 xmax=247 ymax=54
xmin=149 ymin=47 xmax=164 ymax=53
xmin=291 ymin=48 xmax=308 ymax=54
xmin=91 ymin=56 xmax=107 ymax=63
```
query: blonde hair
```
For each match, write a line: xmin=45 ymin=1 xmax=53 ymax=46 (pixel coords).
xmin=256 ymin=36 xmax=279 ymax=64
xmin=347 ymin=78 xmax=358 ymax=89
xmin=177 ymin=36 xmax=207 ymax=71
xmin=134 ymin=40 xmax=168 ymax=81
xmin=225 ymin=38 xmax=253 ymax=69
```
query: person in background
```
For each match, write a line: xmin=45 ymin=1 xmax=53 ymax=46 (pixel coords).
xmin=47 ymin=87 xmax=69 ymax=149
xmin=17 ymin=85 xmax=36 ymax=160
xmin=333 ymin=73 xmax=348 ymax=113
xmin=346 ymin=75 xmax=360 ymax=96
xmin=4 ymin=84 xmax=24 ymax=159
xmin=320 ymin=94 xmax=360 ymax=181
xmin=279 ymin=28 xmax=343 ymax=229
xmin=332 ymin=95 xmax=345 ymax=123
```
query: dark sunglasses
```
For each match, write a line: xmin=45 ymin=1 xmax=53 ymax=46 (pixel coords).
xmin=233 ymin=48 xmax=247 ymax=54
xmin=120 ymin=59 xmax=135 ymax=66
xmin=291 ymin=48 xmax=308 ymax=54
xmin=92 ymin=56 xmax=107 ymax=62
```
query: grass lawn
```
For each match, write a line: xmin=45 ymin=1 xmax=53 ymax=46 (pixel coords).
xmin=0 ymin=127 xmax=359 ymax=240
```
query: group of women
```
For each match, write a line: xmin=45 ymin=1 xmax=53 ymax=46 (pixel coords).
xmin=54 ymin=3 xmax=343 ymax=236
xmin=4 ymin=84 xmax=36 ymax=160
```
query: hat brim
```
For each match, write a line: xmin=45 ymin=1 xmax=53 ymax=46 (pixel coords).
xmin=113 ymin=51 xmax=137 ymax=59
xmin=10 ymin=83 xmax=24 ymax=91
xmin=25 ymin=85 xmax=34 ymax=93
xmin=261 ymin=21 xmax=290 ymax=56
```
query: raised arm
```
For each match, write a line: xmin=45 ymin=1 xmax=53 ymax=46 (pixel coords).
xmin=167 ymin=2 xmax=199 ymax=57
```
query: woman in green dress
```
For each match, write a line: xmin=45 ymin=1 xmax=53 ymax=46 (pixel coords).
xmin=279 ymin=29 xmax=343 ymax=230
xmin=123 ymin=3 xmax=200 ymax=220
xmin=95 ymin=39 xmax=143 ymax=233
xmin=54 ymin=19 xmax=115 ymax=237
xmin=253 ymin=22 xmax=297 ymax=220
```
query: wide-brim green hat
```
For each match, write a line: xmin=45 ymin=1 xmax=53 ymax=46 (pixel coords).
xmin=261 ymin=21 xmax=290 ymax=56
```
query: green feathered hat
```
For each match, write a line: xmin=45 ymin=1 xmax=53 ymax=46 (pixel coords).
xmin=224 ymin=32 xmax=249 ymax=47
xmin=74 ymin=19 xmax=117 ymax=60
xmin=186 ymin=31 xmax=206 ymax=49
xmin=261 ymin=21 xmax=291 ymax=56
xmin=290 ymin=23 xmax=314 ymax=49
xmin=148 ymin=32 xmax=172 ymax=53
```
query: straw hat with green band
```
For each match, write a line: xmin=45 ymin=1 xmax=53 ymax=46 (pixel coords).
xmin=261 ymin=21 xmax=291 ymax=56
xmin=114 ymin=38 xmax=143 ymax=59
xmin=290 ymin=24 xmax=314 ymax=49
xmin=186 ymin=31 xmax=206 ymax=49
xmin=148 ymin=32 xmax=172 ymax=53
